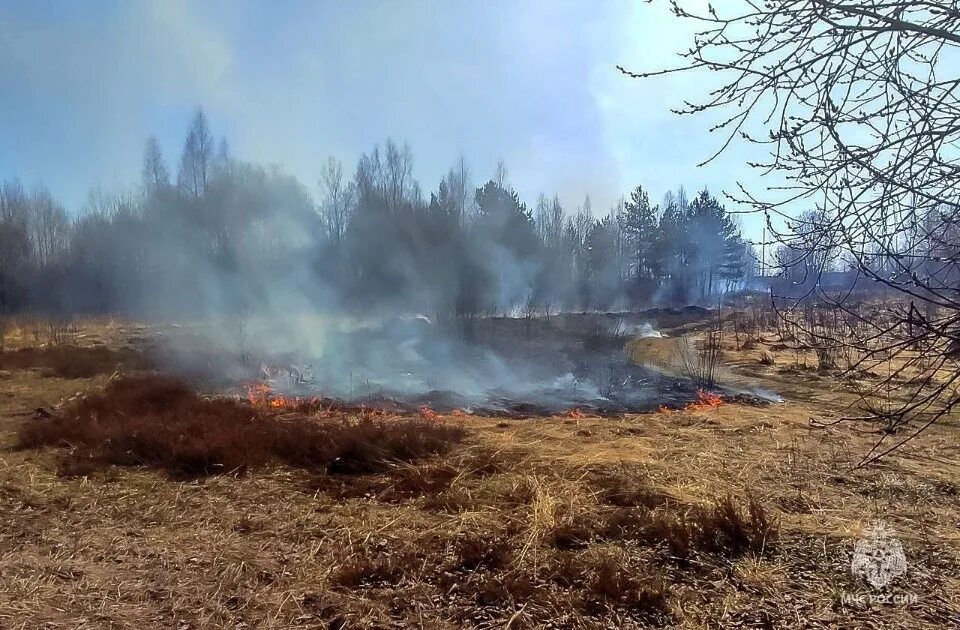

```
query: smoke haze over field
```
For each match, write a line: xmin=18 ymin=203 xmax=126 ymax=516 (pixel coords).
xmin=0 ymin=0 xmax=765 ymax=237
xmin=0 ymin=1 xmax=773 ymax=413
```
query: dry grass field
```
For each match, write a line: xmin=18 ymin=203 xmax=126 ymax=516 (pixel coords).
xmin=0 ymin=316 xmax=958 ymax=629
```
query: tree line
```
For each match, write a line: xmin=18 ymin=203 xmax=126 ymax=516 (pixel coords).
xmin=0 ymin=109 xmax=757 ymax=320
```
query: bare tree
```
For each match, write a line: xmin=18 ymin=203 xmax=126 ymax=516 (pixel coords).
xmin=318 ymin=156 xmax=355 ymax=244
xmin=384 ymin=139 xmax=414 ymax=209
xmin=178 ymin=108 xmax=214 ymax=198
xmin=534 ymin=193 xmax=551 ymax=242
xmin=546 ymin=195 xmax=565 ymax=246
xmin=621 ymin=1 xmax=960 ymax=462
xmin=29 ymin=185 xmax=70 ymax=269
xmin=444 ymin=156 xmax=473 ymax=222
xmin=776 ymin=209 xmax=841 ymax=289
xmin=494 ymin=159 xmax=509 ymax=189
xmin=0 ymin=180 xmax=32 ymax=311
xmin=142 ymin=135 xmax=170 ymax=195
xmin=215 ymin=136 xmax=232 ymax=177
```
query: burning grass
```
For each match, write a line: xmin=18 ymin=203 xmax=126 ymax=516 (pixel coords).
xmin=244 ymin=381 xmax=405 ymax=418
xmin=2 ymin=319 xmax=958 ymax=628
xmin=16 ymin=375 xmax=466 ymax=478
xmin=658 ymin=388 xmax=725 ymax=413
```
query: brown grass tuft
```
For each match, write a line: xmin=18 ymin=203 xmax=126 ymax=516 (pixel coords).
xmin=452 ymin=532 xmax=514 ymax=571
xmin=548 ymin=521 xmax=594 ymax=550
xmin=546 ymin=550 xmax=673 ymax=623
xmin=17 ymin=376 xmax=466 ymax=478
xmin=330 ymin=553 xmax=411 ymax=589
xmin=699 ymin=494 xmax=778 ymax=556
xmin=389 ymin=463 xmax=459 ymax=496
xmin=311 ymin=462 xmax=459 ymax=502
xmin=586 ymin=466 xmax=669 ymax=508
xmin=420 ymin=487 xmax=476 ymax=513
xmin=464 ymin=570 xmax=540 ymax=607
xmin=0 ymin=346 xmax=152 ymax=378
xmin=586 ymin=552 xmax=672 ymax=621
xmin=597 ymin=495 xmax=778 ymax=560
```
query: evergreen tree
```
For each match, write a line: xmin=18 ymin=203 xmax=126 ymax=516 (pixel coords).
xmin=474 ymin=179 xmax=538 ymax=310
xmin=618 ymin=185 xmax=659 ymax=303
xmin=584 ymin=216 xmax=620 ymax=309
xmin=686 ymin=189 xmax=742 ymax=297
xmin=657 ymin=192 xmax=692 ymax=303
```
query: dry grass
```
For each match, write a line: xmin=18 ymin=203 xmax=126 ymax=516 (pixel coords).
xmin=17 ymin=375 xmax=467 ymax=478
xmin=553 ymin=493 xmax=777 ymax=563
xmin=0 ymin=320 xmax=958 ymax=628
xmin=0 ymin=345 xmax=153 ymax=378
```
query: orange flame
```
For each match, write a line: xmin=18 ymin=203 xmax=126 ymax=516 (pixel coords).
xmin=564 ymin=408 xmax=586 ymax=419
xmin=252 ymin=384 xmax=290 ymax=408
xmin=246 ymin=382 xmax=441 ymax=420
xmin=358 ymin=406 xmax=389 ymax=419
xmin=659 ymin=389 xmax=724 ymax=414
xmin=689 ymin=388 xmax=724 ymax=410
xmin=244 ymin=382 xmax=322 ymax=412
xmin=245 ymin=382 xmax=274 ymax=406
xmin=419 ymin=405 xmax=439 ymax=420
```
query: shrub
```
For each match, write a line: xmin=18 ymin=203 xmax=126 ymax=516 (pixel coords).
xmin=672 ymin=314 xmax=724 ymax=387
xmin=17 ymin=376 xmax=467 ymax=478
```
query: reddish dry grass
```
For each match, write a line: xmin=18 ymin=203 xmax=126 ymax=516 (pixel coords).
xmin=16 ymin=376 xmax=467 ymax=478
xmin=0 ymin=346 xmax=153 ymax=378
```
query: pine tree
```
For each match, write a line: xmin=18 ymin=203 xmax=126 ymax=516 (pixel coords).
xmin=686 ymin=189 xmax=743 ymax=297
xmin=656 ymin=192 xmax=692 ymax=303
xmin=618 ymin=185 xmax=659 ymax=303
xmin=584 ymin=216 xmax=620 ymax=309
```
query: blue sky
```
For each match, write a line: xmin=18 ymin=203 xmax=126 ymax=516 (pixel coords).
xmin=0 ymin=0 xmax=768 ymax=239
